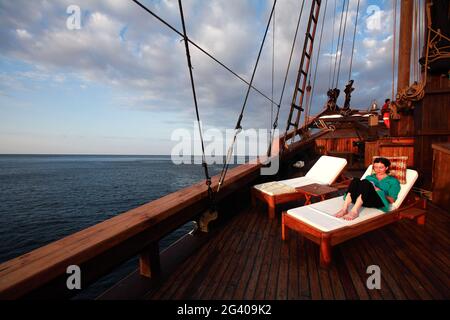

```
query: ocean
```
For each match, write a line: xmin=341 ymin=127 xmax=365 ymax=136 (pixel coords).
xmin=0 ymin=154 xmax=241 ymax=299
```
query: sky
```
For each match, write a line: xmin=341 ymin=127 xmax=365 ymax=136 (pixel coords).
xmin=0 ymin=0 xmax=421 ymax=155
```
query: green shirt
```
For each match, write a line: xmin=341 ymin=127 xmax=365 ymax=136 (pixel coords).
xmin=364 ymin=174 xmax=401 ymax=212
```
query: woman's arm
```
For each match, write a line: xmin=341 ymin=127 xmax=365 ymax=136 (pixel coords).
xmin=386 ymin=195 xmax=395 ymax=204
xmin=385 ymin=178 xmax=401 ymax=204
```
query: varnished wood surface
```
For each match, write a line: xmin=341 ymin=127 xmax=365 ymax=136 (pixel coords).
xmin=145 ymin=202 xmax=449 ymax=300
xmin=0 ymin=162 xmax=262 ymax=299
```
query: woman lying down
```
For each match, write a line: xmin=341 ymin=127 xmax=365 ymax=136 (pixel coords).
xmin=335 ymin=157 xmax=400 ymax=220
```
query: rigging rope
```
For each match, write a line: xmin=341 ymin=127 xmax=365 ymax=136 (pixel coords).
xmin=271 ymin=3 xmax=275 ymax=142
xmin=332 ymin=0 xmax=347 ymax=89
xmin=335 ymin=0 xmax=351 ymax=88
xmin=392 ymin=0 xmax=397 ymax=101
xmin=218 ymin=0 xmax=277 ymax=192
xmin=177 ymin=0 xmax=215 ymax=208
xmin=328 ymin=0 xmax=338 ymax=89
xmin=413 ymin=0 xmax=418 ymax=82
xmin=348 ymin=0 xmax=361 ymax=81
xmin=267 ymin=0 xmax=306 ymax=157
xmin=131 ymin=0 xmax=278 ymax=107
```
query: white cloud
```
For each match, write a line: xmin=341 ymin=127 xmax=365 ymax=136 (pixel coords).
xmin=16 ymin=29 xmax=32 ymax=39
xmin=0 ymin=0 xmax=404 ymax=135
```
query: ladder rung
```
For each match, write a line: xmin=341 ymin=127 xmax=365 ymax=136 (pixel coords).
xmin=301 ymin=70 xmax=308 ymax=76
xmin=312 ymin=16 xmax=317 ymax=23
xmin=289 ymin=122 xmax=298 ymax=128
xmin=307 ymin=33 xmax=313 ymax=41
xmin=297 ymin=88 xmax=304 ymax=93
xmin=292 ymin=104 xmax=304 ymax=112
xmin=305 ymin=52 xmax=311 ymax=59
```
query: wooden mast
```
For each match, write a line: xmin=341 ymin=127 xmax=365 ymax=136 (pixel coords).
xmin=391 ymin=0 xmax=415 ymax=137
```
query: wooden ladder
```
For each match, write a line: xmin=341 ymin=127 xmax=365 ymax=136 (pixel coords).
xmin=283 ymin=0 xmax=322 ymax=149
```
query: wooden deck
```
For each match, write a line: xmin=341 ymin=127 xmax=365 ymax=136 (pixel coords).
xmin=141 ymin=201 xmax=449 ymax=300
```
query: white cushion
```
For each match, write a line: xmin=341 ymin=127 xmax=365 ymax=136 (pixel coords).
xmin=254 ymin=156 xmax=347 ymax=195
xmin=305 ymin=155 xmax=348 ymax=184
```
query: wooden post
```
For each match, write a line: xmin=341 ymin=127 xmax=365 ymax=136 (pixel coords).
xmin=320 ymin=235 xmax=331 ymax=268
xmin=397 ymin=0 xmax=414 ymax=93
xmin=268 ymin=199 xmax=276 ymax=219
xmin=281 ymin=213 xmax=286 ymax=241
xmin=391 ymin=0 xmax=415 ymax=137
xmin=139 ymin=242 xmax=160 ymax=278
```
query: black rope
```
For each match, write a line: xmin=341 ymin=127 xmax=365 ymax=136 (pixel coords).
xmin=131 ymin=0 xmax=278 ymax=107
xmin=348 ymin=0 xmax=361 ymax=81
xmin=218 ymin=0 xmax=277 ymax=190
xmin=336 ymin=0 xmax=350 ymax=88
xmin=271 ymin=3 xmax=275 ymax=138
xmin=177 ymin=0 xmax=215 ymax=208
xmin=332 ymin=0 xmax=347 ymax=88
xmin=266 ymin=0 xmax=306 ymax=158
xmin=328 ymin=0 xmax=337 ymax=89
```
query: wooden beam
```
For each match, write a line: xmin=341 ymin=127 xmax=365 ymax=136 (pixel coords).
xmin=139 ymin=242 xmax=161 ymax=278
xmin=397 ymin=0 xmax=414 ymax=91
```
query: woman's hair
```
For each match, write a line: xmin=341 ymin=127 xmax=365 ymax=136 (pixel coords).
xmin=373 ymin=157 xmax=391 ymax=173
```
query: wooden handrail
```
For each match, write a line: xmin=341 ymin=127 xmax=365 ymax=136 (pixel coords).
xmin=0 ymin=162 xmax=262 ymax=299
xmin=0 ymin=109 xmax=329 ymax=299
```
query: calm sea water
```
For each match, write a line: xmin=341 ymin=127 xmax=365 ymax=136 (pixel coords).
xmin=0 ymin=154 xmax=241 ymax=298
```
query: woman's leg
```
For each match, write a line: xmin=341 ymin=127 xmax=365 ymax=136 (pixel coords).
xmin=335 ymin=192 xmax=353 ymax=217
xmin=347 ymin=178 xmax=363 ymax=202
xmin=343 ymin=195 xmax=364 ymax=220
xmin=358 ymin=180 xmax=385 ymax=208
xmin=336 ymin=179 xmax=363 ymax=217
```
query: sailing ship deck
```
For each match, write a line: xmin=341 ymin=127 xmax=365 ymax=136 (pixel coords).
xmin=105 ymin=196 xmax=450 ymax=300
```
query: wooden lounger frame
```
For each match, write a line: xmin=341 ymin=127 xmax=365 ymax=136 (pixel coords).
xmin=281 ymin=194 xmax=427 ymax=268
xmin=252 ymin=174 xmax=351 ymax=219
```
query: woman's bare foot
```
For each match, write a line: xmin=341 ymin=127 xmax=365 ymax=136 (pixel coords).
xmin=343 ymin=210 xmax=359 ymax=220
xmin=335 ymin=208 xmax=348 ymax=218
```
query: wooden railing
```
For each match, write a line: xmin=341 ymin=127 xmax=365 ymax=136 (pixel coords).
xmin=0 ymin=161 xmax=262 ymax=299
xmin=0 ymin=121 xmax=323 ymax=299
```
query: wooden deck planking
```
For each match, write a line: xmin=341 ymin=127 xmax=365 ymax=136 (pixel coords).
xmin=359 ymin=236 xmax=407 ymax=299
xmin=333 ymin=249 xmax=359 ymax=299
xmin=264 ymin=213 xmax=283 ymax=300
xmin=241 ymin=215 xmax=275 ymax=299
xmin=297 ymin=235 xmax=311 ymax=298
xmin=151 ymin=206 xmax=246 ymax=299
xmin=392 ymin=223 xmax=450 ymax=297
xmin=201 ymin=208 xmax=260 ymax=300
xmin=252 ymin=212 xmax=278 ymax=300
xmin=234 ymin=211 xmax=272 ymax=300
xmin=373 ymin=229 xmax=432 ymax=299
xmin=146 ymin=203 xmax=450 ymax=300
xmin=287 ymin=231 xmax=299 ymax=299
xmin=383 ymin=228 xmax=446 ymax=299
xmin=211 ymin=208 xmax=261 ymax=299
xmin=366 ymin=230 xmax=421 ymax=300
xmin=221 ymin=209 xmax=265 ymax=299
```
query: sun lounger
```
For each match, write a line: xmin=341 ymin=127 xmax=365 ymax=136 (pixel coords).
xmin=252 ymin=156 xmax=348 ymax=218
xmin=282 ymin=165 xmax=426 ymax=267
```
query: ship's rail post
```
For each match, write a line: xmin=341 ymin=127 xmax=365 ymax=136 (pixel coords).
xmin=139 ymin=242 xmax=161 ymax=278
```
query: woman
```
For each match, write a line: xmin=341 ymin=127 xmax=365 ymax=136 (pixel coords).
xmin=335 ymin=157 xmax=401 ymax=220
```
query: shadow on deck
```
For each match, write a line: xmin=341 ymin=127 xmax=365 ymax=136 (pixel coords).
xmin=100 ymin=197 xmax=450 ymax=300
